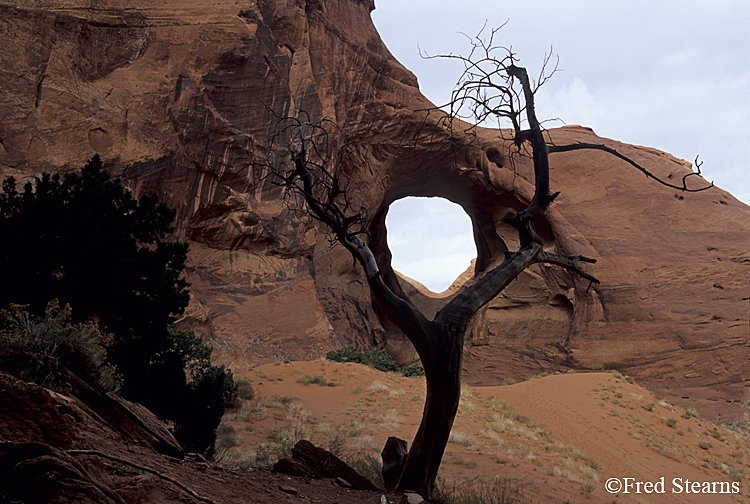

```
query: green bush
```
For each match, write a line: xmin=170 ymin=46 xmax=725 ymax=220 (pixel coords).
xmin=114 ymin=324 xmax=236 ymax=454
xmin=0 ymin=155 xmax=189 ymax=340
xmin=176 ymin=352 xmax=236 ymax=454
xmin=0 ymin=301 xmax=120 ymax=393
xmin=401 ymin=362 xmax=426 ymax=377
xmin=326 ymin=345 xmax=366 ymax=364
xmin=362 ymin=347 xmax=400 ymax=373
xmin=326 ymin=345 xmax=424 ymax=377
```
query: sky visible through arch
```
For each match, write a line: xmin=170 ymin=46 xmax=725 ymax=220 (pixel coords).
xmin=386 ymin=197 xmax=476 ymax=293
xmin=373 ymin=1 xmax=749 ymax=290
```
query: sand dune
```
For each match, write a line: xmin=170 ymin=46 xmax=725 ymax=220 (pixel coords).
xmin=219 ymin=361 xmax=749 ymax=503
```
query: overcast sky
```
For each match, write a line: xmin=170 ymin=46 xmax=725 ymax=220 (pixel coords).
xmin=372 ymin=1 xmax=750 ymax=292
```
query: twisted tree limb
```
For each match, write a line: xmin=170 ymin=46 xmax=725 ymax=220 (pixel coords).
xmin=548 ymin=142 xmax=712 ymax=192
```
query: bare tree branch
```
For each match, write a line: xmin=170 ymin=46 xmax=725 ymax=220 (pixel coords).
xmin=548 ymin=142 xmax=713 ymax=192
xmin=535 ymin=252 xmax=600 ymax=284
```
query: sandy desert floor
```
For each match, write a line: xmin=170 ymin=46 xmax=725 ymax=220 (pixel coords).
xmin=216 ymin=360 xmax=750 ymax=504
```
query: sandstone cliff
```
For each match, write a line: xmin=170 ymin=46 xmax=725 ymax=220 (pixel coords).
xmin=0 ymin=0 xmax=747 ymax=419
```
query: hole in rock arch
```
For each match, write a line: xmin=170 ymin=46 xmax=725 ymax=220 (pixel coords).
xmin=385 ymin=197 xmax=477 ymax=293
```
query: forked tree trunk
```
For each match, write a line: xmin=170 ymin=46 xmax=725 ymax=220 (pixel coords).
xmin=387 ymin=240 xmax=546 ymax=493
xmin=365 ymin=276 xmax=465 ymax=492
xmin=396 ymin=328 xmax=462 ymax=493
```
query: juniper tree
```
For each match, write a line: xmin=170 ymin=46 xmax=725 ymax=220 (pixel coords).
xmin=0 ymin=155 xmax=236 ymax=453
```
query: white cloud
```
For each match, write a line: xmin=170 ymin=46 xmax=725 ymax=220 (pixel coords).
xmin=535 ymin=77 xmax=605 ymax=129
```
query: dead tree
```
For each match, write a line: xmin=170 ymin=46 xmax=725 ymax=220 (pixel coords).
xmin=271 ymin=27 xmax=712 ymax=497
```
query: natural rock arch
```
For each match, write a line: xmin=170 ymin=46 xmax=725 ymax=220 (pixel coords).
xmin=353 ymin=141 xmax=570 ymax=365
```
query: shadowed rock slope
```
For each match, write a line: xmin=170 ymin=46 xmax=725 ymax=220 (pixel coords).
xmin=0 ymin=0 xmax=747 ymax=419
xmin=0 ymin=371 xmax=387 ymax=504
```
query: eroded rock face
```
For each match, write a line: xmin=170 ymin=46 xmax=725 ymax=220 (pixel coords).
xmin=0 ymin=0 xmax=747 ymax=418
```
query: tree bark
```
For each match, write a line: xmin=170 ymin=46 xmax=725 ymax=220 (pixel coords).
xmin=396 ymin=325 xmax=462 ymax=493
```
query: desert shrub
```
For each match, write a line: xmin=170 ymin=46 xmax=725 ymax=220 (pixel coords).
xmin=362 ymin=347 xmax=400 ymax=373
xmin=326 ymin=345 xmax=365 ymax=364
xmin=297 ymin=374 xmax=338 ymax=386
xmin=347 ymin=454 xmax=384 ymax=489
xmin=0 ymin=155 xmax=189 ymax=342
xmin=448 ymin=429 xmax=474 ymax=446
xmin=401 ymin=362 xmax=426 ymax=377
xmin=0 ymin=301 xmax=120 ymax=393
xmin=158 ymin=327 xmax=236 ymax=454
xmin=188 ymin=374 xmax=236 ymax=453
xmin=682 ymin=407 xmax=700 ymax=419
xmin=326 ymin=345 xmax=424 ymax=376
xmin=216 ymin=423 xmax=241 ymax=449
xmin=328 ymin=346 xmax=395 ymax=371
xmin=235 ymin=378 xmax=256 ymax=401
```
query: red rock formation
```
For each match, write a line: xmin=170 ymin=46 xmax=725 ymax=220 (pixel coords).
xmin=0 ymin=370 xmax=182 ymax=457
xmin=0 ymin=0 xmax=747 ymax=418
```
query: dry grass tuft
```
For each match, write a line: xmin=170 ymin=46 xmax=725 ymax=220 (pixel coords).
xmin=369 ymin=380 xmax=390 ymax=393
xmin=431 ymin=476 xmax=533 ymax=504
xmin=297 ymin=374 xmax=339 ymax=386
xmin=448 ymin=429 xmax=474 ymax=447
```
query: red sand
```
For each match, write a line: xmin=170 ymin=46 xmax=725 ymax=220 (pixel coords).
xmin=221 ymin=361 xmax=749 ymax=503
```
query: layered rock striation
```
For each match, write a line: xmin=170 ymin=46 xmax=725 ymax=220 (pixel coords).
xmin=0 ymin=0 xmax=747 ymax=418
